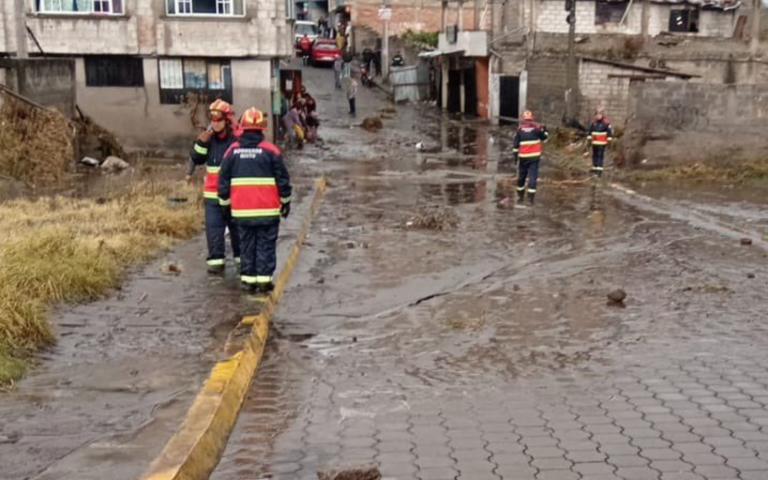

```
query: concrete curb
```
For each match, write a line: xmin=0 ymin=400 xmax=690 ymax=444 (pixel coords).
xmin=139 ymin=178 xmax=327 ymax=480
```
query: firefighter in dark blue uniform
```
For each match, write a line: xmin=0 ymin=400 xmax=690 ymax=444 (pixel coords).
xmin=218 ymin=108 xmax=292 ymax=293
xmin=513 ymin=110 xmax=549 ymax=205
xmin=188 ymin=99 xmax=241 ymax=274
xmin=586 ymin=107 xmax=614 ymax=177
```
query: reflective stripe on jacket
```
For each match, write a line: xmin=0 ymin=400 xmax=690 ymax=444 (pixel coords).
xmin=218 ymin=131 xmax=292 ymax=225
xmin=588 ymin=120 xmax=614 ymax=147
xmin=513 ymin=121 xmax=549 ymax=159
xmin=189 ymin=131 xmax=237 ymax=205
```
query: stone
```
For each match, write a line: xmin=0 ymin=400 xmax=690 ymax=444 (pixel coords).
xmin=100 ymin=156 xmax=130 ymax=172
xmin=80 ymin=156 xmax=100 ymax=167
xmin=607 ymin=289 xmax=627 ymax=305
xmin=741 ymin=238 xmax=753 ymax=246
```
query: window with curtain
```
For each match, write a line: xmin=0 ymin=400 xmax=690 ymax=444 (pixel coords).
xmin=158 ymin=58 xmax=232 ymax=104
xmin=37 ymin=0 xmax=123 ymax=14
xmin=165 ymin=0 xmax=244 ymax=15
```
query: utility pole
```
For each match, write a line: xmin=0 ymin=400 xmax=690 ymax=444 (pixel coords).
xmin=751 ymin=0 xmax=760 ymax=55
xmin=15 ymin=0 xmax=29 ymax=59
xmin=380 ymin=1 xmax=391 ymax=80
xmin=565 ymin=0 xmax=577 ymax=124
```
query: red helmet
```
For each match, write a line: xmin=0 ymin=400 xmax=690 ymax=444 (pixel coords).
xmin=239 ymin=107 xmax=267 ymax=131
xmin=209 ymin=99 xmax=234 ymax=122
xmin=522 ymin=110 xmax=534 ymax=122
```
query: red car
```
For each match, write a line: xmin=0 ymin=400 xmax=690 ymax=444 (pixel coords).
xmin=310 ymin=40 xmax=341 ymax=67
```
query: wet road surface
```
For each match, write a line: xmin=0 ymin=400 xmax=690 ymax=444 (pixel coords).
xmin=211 ymin=65 xmax=768 ymax=480
xmin=0 ymin=168 xmax=318 ymax=479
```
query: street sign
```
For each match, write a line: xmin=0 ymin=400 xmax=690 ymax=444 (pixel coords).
xmin=378 ymin=6 xmax=392 ymax=20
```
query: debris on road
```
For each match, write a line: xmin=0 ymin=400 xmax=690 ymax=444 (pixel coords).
xmin=317 ymin=464 xmax=382 ymax=480
xmin=80 ymin=156 xmax=100 ymax=167
xmin=748 ymin=273 xmax=756 ymax=279
xmin=446 ymin=311 xmax=486 ymax=330
xmin=607 ymin=289 xmax=627 ymax=305
xmin=683 ymin=283 xmax=733 ymax=294
xmin=161 ymin=261 xmax=183 ymax=276
xmin=100 ymin=156 xmax=130 ymax=173
xmin=740 ymin=237 xmax=753 ymax=246
xmin=361 ymin=116 xmax=383 ymax=132
xmin=403 ymin=205 xmax=459 ymax=231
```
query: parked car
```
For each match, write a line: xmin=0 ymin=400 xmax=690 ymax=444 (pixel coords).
xmin=294 ymin=20 xmax=319 ymax=44
xmin=310 ymin=40 xmax=341 ymax=67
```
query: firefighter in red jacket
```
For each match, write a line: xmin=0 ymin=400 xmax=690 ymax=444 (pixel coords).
xmin=188 ymin=99 xmax=241 ymax=274
xmin=586 ymin=107 xmax=614 ymax=177
xmin=513 ymin=110 xmax=549 ymax=205
xmin=218 ymin=108 xmax=292 ymax=293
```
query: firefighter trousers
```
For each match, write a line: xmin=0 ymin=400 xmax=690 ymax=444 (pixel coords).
xmin=517 ymin=158 xmax=540 ymax=194
xmin=205 ymin=202 xmax=241 ymax=266
xmin=592 ymin=146 xmax=606 ymax=174
xmin=239 ymin=222 xmax=279 ymax=285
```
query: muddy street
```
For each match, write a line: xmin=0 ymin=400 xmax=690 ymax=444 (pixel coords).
xmin=2 ymin=62 xmax=768 ymax=480
xmin=209 ymin=65 xmax=768 ymax=480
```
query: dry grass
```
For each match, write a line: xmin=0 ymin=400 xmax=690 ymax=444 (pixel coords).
xmin=0 ymin=99 xmax=75 ymax=186
xmin=619 ymin=160 xmax=768 ymax=184
xmin=0 ymin=181 xmax=202 ymax=385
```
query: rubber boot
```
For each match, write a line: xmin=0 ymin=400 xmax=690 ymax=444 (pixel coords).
xmin=516 ymin=190 xmax=525 ymax=203
xmin=528 ymin=192 xmax=536 ymax=205
xmin=258 ymin=282 xmax=275 ymax=294
xmin=207 ymin=264 xmax=225 ymax=275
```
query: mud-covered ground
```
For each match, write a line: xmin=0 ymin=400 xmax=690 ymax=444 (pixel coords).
xmin=210 ymin=66 xmax=768 ymax=480
xmin=2 ymin=62 xmax=768 ymax=480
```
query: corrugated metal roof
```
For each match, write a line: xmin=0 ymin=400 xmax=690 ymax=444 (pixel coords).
xmin=600 ymin=0 xmax=741 ymax=10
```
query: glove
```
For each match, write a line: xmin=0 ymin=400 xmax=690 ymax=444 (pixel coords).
xmin=513 ymin=153 xmax=519 ymax=165
xmin=280 ymin=202 xmax=291 ymax=219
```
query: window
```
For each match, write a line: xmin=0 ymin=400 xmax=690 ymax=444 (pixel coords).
xmin=166 ymin=0 xmax=243 ymax=15
xmin=85 ymin=56 xmax=144 ymax=87
xmin=669 ymin=8 xmax=700 ymax=33
xmin=595 ymin=0 xmax=628 ymax=25
xmin=158 ymin=58 xmax=232 ymax=104
xmin=36 ymin=0 xmax=123 ymax=14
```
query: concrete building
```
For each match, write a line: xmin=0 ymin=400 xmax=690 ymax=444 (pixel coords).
xmin=0 ymin=0 xmax=294 ymax=152
xmin=432 ymin=0 xmax=763 ymax=127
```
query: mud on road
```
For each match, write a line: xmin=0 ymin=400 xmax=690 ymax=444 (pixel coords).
xmin=213 ymin=65 xmax=768 ymax=480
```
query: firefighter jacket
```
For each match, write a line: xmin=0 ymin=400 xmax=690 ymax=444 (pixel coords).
xmin=190 ymin=130 xmax=237 ymax=206
xmin=218 ymin=131 xmax=292 ymax=226
xmin=513 ymin=122 xmax=549 ymax=160
xmin=588 ymin=119 xmax=614 ymax=147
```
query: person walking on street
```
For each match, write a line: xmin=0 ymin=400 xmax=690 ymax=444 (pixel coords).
xmin=347 ymin=73 xmax=358 ymax=117
xmin=218 ymin=108 xmax=292 ymax=294
xmin=513 ymin=110 xmax=549 ymax=205
xmin=333 ymin=55 xmax=343 ymax=89
xmin=187 ymin=99 xmax=241 ymax=274
xmin=586 ymin=107 xmax=614 ymax=177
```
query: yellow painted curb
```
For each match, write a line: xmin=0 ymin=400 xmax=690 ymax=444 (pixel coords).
xmin=140 ymin=178 xmax=327 ymax=480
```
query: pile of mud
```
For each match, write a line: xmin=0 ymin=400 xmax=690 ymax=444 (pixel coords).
xmin=318 ymin=464 xmax=381 ymax=480
xmin=0 ymin=98 xmax=74 ymax=185
xmin=361 ymin=116 xmax=383 ymax=132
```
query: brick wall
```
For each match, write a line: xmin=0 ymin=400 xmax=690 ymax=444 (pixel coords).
xmin=531 ymin=0 xmax=735 ymax=38
xmin=623 ymin=82 xmax=768 ymax=164
xmin=352 ymin=0 xmax=476 ymax=38
xmin=525 ymin=55 xmax=568 ymax=126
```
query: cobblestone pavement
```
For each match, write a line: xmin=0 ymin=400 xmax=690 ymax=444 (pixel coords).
xmin=211 ymin=66 xmax=768 ymax=480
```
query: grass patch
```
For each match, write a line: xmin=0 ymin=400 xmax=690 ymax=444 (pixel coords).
xmin=618 ymin=160 xmax=768 ymax=184
xmin=0 ymin=181 xmax=202 ymax=387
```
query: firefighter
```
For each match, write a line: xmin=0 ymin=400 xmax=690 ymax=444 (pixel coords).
xmin=188 ymin=99 xmax=241 ymax=274
xmin=513 ymin=110 xmax=549 ymax=205
xmin=218 ymin=108 xmax=292 ymax=294
xmin=586 ymin=107 xmax=614 ymax=177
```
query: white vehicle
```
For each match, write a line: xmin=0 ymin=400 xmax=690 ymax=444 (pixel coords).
xmin=294 ymin=21 xmax=319 ymax=44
